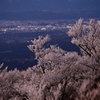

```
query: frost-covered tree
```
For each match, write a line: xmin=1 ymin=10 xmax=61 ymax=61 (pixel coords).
xmin=27 ymin=35 xmax=79 ymax=74
xmin=67 ymin=19 xmax=100 ymax=72
xmin=27 ymin=33 xmax=93 ymax=99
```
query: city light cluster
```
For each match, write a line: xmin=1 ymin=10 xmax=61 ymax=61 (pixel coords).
xmin=0 ymin=20 xmax=73 ymax=34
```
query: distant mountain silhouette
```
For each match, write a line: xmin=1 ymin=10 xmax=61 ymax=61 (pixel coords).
xmin=0 ymin=10 xmax=100 ymax=20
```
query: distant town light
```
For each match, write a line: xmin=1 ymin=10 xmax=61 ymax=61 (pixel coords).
xmin=66 ymin=25 xmax=72 ymax=28
xmin=17 ymin=26 xmax=21 ymax=27
xmin=41 ymin=28 xmax=46 ymax=30
xmin=2 ymin=29 xmax=7 ymax=32
xmin=46 ymin=25 xmax=52 ymax=27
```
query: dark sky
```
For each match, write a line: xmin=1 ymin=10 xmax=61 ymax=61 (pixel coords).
xmin=0 ymin=0 xmax=100 ymax=12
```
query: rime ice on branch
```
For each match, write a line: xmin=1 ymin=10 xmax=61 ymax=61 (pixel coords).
xmin=67 ymin=19 xmax=100 ymax=64
xmin=27 ymin=34 xmax=79 ymax=74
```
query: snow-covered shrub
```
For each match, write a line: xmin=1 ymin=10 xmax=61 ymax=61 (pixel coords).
xmin=0 ymin=64 xmax=28 ymax=100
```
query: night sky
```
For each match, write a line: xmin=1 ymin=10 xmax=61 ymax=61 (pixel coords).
xmin=0 ymin=0 xmax=100 ymax=12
